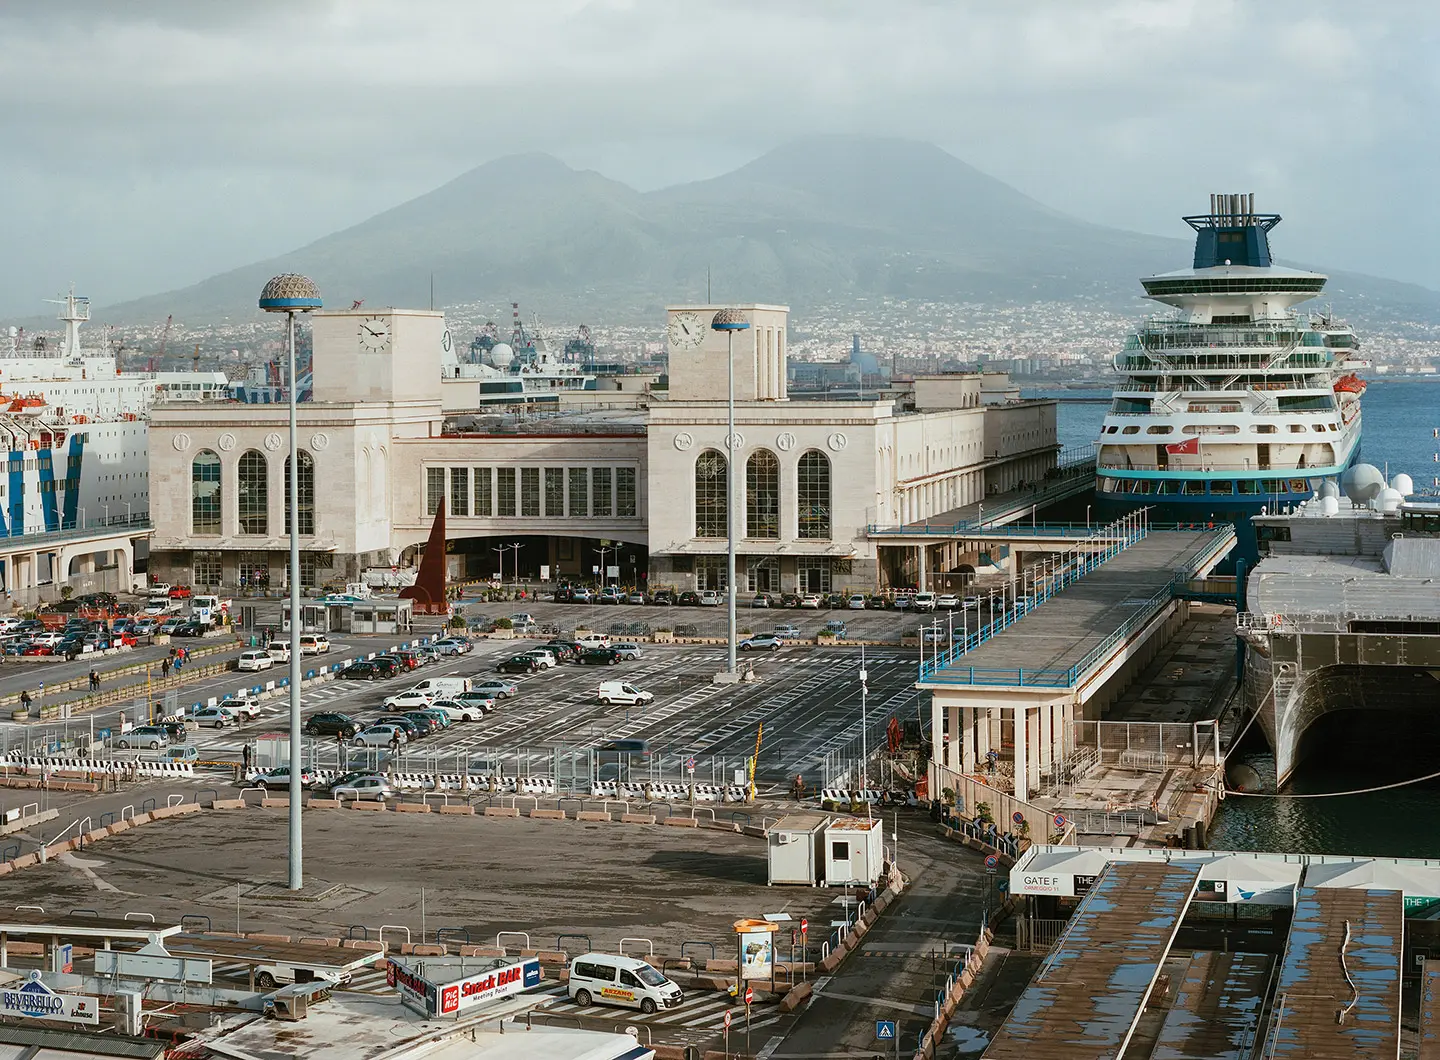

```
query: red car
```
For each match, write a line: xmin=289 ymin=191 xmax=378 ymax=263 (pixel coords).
xmin=22 ymin=645 xmax=52 ymax=656
xmin=168 ymin=585 xmax=193 ymax=599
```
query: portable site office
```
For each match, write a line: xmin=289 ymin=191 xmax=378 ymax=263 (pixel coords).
xmin=767 ymin=813 xmax=884 ymax=887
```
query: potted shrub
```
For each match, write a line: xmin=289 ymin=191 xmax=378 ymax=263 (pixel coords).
xmin=653 ymin=628 xmax=674 ymax=644
xmin=492 ymin=617 xmax=514 ymax=639
xmin=10 ymin=707 xmax=28 ymax=722
xmin=60 ymin=586 xmax=74 ymax=601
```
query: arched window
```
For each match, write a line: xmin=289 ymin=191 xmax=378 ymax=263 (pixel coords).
xmin=285 ymin=449 xmax=315 ymax=535
xmin=746 ymin=450 xmax=780 ymax=539
xmin=798 ymin=449 xmax=831 ymax=539
xmin=191 ymin=449 xmax=221 ymax=535
xmin=237 ymin=450 xmax=268 ymax=535
xmin=694 ymin=449 xmax=727 ymax=539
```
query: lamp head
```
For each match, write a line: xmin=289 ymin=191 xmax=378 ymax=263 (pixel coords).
xmin=259 ymin=274 xmax=323 ymax=313
xmin=710 ymin=308 xmax=750 ymax=332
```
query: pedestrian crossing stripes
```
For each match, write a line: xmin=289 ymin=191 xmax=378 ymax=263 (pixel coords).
xmin=535 ymin=984 xmax=785 ymax=1041
xmin=208 ymin=960 xmax=393 ymax=995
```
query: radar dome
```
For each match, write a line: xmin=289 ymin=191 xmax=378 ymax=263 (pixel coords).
xmin=1378 ymin=487 xmax=1404 ymax=512
xmin=1319 ymin=479 xmax=1340 ymax=500
xmin=1320 ymin=496 xmax=1340 ymax=516
xmin=1341 ymin=463 xmax=1385 ymax=503
xmin=489 ymin=342 xmax=514 ymax=367
xmin=1390 ymin=473 xmax=1415 ymax=497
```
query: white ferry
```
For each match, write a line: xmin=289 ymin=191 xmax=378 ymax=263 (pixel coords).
xmin=0 ymin=289 xmax=227 ymax=537
xmin=1094 ymin=194 xmax=1363 ymax=561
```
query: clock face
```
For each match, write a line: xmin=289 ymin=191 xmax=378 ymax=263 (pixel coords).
xmin=358 ymin=316 xmax=391 ymax=353
xmin=668 ymin=311 xmax=706 ymax=351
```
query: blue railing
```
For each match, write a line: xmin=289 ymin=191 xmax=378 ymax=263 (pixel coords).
xmin=918 ymin=527 xmax=1236 ymax=689
xmin=919 ymin=519 xmax=1149 ymax=681
xmin=0 ymin=519 xmax=153 ymax=549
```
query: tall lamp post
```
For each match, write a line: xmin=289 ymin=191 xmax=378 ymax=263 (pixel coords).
xmin=258 ymin=273 xmax=322 ymax=892
xmin=710 ymin=309 xmax=750 ymax=676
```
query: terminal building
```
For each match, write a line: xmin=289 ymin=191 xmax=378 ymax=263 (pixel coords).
xmin=145 ymin=302 xmax=1059 ymax=594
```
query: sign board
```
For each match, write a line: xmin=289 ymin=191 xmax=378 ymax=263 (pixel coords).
xmin=984 ymin=854 xmax=999 ymax=869
xmin=540 ymin=565 xmax=551 ymax=581
xmin=1053 ymin=813 xmax=1068 ymax=829
xmin=52 ymin=944 xmax=73 ymax=975
xmin=388 ymin=957 xmax=541 ymax=1019
xmin=724 ymin=1009 xmax=731 ymax=1030
xmin=738 ymin=928 xmax=773 ymax=981
xmin=876 ymin=1019 xmax=896 ymax=1039
xmin=1 ymin=972 xmax=99 ymax=1026
xmin=606 ymin=565 xmax=620 ymax=579
xmin=744 ymin=985 xmax=754 ymax=1005
xmin=94 ymin=948 xmax=213 ymax=984
xmin=800 ymin=918 xmax=808 ymax=934
xmin=1012 ymin=811 xmax=1025 ymax=826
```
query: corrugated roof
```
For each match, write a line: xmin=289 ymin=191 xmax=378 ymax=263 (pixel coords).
xmin=0 ymin=1025 xmax=165 ymax=1058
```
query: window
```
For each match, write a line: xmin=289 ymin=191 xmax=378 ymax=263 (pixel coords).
xmin=568 ymin=468 xmax=588 ymax=517
xmin=193 ymin=550 xmax=221 ymax=586
xmin=694 ymin=450 xmax=727 ymax=538
xmin=450 ymin=468 xmax=469 ymax=516
xmin=799 ymin=562 xmax=832 ymax=594
xmin=299 ymin=552 xmax=320 ymax=590
xmin=619 ymin=970 xmax=641 ymax=987
xmin=616 ymin=467 xmax=637 ymax=517
xmin=426 ymin=468 xmax=445 ymax=516
xmin=545 ymin=468 xmax=565 ymax=517
xmin=191 ymin=449 xmax=221 ymax=535
xmin=521 ymin=468 xmax=540 ymax=517
xmin=285 ymin=450 xmax=315 ymax=535
xmin=695 ymin=557 xmax=727 ymax=590
xmin=1145 ymin=425 xmax=1173 ymax=434
xmin=592 ymin=467 xmax=612 ymax=517
xmin=797 ymin=450 xmax=831 ymax=539
xmin=237 ymin=450 xmax=268 ymax=535
xmin=831 ymin=841 xmax=851 ymax=861
xmin=746 ymin=450 xmax=779 ymax=538
xmin=496 ymin=468 xmax=516 ymax=516
xmin=473 ymin=467 xmax=492 ymax=517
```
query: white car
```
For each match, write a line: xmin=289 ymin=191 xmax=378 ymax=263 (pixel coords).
xmin=428 ymin=698 xmax=489 ymax=722
xmin=353 ymin=724 xmax=408 ymax=748
xmin=192 ymin=706 xmax=238 ymax=729
xmin=29 ymin=632 xmax=65 ymax=648
xmin=697 ymin=591 xmax=720 ymax=606
xmin=847 ymin=594 xmax=867 ymax=610
xmin=237 ymin=650 xmax=274 ymax=672
xmin=521 ymin=648 xmax=557 ymax=669
xmin=799 ymin=595 xmax=822 ymax=609
xmin=382 ymin=690 xmax=436 ymax=710
xmin=576 ymin=633 xmax=611 ymax=650
xmin=217 ymin=695 xmax=262 ymax=719
xmin=913 ymin=592 xmax=937 ymax=612
xmin=936 ymin=595 xmax=960 ymax=611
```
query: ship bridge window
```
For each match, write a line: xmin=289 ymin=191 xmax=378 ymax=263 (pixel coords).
xmin=1211 ymin=481 xmax=1234 ymax=494
xmin=1113 ymin=398 xmax=1151 ymax=414
xmin=1239 ymin=480 xmax=1261 ymax=494
xmin=1145 ymin=425 xmax=1173 ymax=434
xmin=1183 ymin=481 xmax=1206 ymax=495
xmin=1121 ymin=426 xmax=1140 ymax=435
xmin=1323 ymin=333 xmax=1355 ymax=348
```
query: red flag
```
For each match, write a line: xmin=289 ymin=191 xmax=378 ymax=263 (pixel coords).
xmin=1165 ymin=435 xmax=1199 ymax=455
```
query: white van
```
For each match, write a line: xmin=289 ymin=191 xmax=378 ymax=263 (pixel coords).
xmin=266 ymin=642 xmax=291 ymax=662
xmin=405 ymin=676 xmax=472 ymax=698
xmin=576 ymin=633 xmax=611 ymax=650
xmin=237 ymin=649 xmax=274 ymax=672
xmin=567 ymin=953 xmax=682 ymax=1014
xmin=597 ymin=681 xmax=653 ymax=707
xmin=913 ymin=591 xmax=937 ymax=612
xmin=299 ymin=634 xmax=330 ymax=655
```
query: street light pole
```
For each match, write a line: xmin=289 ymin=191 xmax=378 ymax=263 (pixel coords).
xmin=259 ymin=273 xmax=322 ymax=893
xmin=711 ymin=309 xmax=751 ymax=677
xmin=860 ymin=645 xmax=870 ymax=810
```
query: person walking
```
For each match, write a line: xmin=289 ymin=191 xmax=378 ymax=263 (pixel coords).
xmin=19 ymin=690 xmax=30 ymax=712
xmin=242 ymin=743 xmax=252 ymax=773
xmin=160 ymin=657 xmax=170 ymax=679
xmin=791 ymin=773 xmax=805 ymax=802
xmin=88 ymin=668 xmax=99 ymax=692
xmin=335 ymin=731 xmax=347 ymax=771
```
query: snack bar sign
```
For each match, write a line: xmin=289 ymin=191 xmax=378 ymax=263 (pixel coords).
xmin=388 ymin=957 xmax=541 ymax=1019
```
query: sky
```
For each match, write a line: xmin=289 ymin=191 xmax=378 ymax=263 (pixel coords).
xmin=0 ymin=0 xmax=1435 ymax=318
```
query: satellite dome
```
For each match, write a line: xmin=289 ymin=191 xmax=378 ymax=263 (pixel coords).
xmin=1341 ymin=463 xmax=1385 ymax=503
xmin=1391 ymin=473 xmax=1415 ymax=496
xmin=1319 ymin=479 xmax=1340 ymax=500
xmin=1378 ymin=487 xmax=1404 ymax=512
xmin=490 ymin=342 xmax=514 ymax=367
xmin=1320 ymin=496 xmax=1340 ymax=516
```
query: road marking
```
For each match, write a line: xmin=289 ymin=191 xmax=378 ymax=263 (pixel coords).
xmin=59 ymin=852 xmax=119 ymax=892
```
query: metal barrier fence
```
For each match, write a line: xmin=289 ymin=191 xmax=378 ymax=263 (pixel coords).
xmin=1070 ymin=719 xmax=1221 ymax=770
xmin=1015 ymin=917 xmax=1070 ymax=954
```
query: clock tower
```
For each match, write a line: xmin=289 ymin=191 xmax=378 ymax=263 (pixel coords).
xmin=665 ymin=303 xmax=789 ymax=402
xmin=310 ymin=308 xmax=447 ymax=403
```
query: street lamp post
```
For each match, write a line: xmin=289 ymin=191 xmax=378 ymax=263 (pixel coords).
xmin=711 ymin=309 xmax=751 ymax=677
xmin=259 ymin=273 xmax=322 ymax=892
xmin=597 ymin=545 xmax=613 ymax=588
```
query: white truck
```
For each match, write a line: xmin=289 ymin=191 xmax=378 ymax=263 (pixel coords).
xmin=405 ymin=676 xmax=472 ymax=698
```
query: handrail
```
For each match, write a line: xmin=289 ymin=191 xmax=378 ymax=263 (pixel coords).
xmin=496 ymin=931 xmax=530 ymax=952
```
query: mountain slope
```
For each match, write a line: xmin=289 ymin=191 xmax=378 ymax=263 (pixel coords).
xmin=98 ymin=137 xmax=1440 ymax=327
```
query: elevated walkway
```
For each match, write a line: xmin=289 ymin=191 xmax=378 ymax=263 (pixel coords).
xmin=1150 ymin=951 xmax=1273 ymax=1060
xmin=923 ymin=527 xmax=1234 ymax=800
xmin=1262 ymin=886 xmax=1403 ymax=1060
xmin=983 ymin=860 xmax=1200 ymax=1060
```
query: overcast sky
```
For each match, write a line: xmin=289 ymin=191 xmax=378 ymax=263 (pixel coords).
xmin=1 ymin=0 xmax=1434 ymax=318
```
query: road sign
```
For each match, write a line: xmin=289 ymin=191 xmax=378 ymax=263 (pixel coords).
xmin=1053 ymin=813 xmax=1068 ymax=829
xmin=1012 ymin=810 xmax=1025 ymax=825
xmin=997 ymin=878 xmax=1009 ymax=893
xmin=686 ymin=756 xmax=696 ymax=774
xmin=800 ymin=917 xmax=809 ymax=934
xmin=984 ymin=853 xmax=999 ymax=868
xmin=744 ymin=985 xmax=754 ymax=1005
xmin=877 ymin=1020 xmax=896 ymax=1039
xmin=723 ymin=1010 xmax=731 ymax=1030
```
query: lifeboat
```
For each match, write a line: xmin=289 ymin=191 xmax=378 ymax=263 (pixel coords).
xmin=1333 ymin=373 xmax=1367 ymax=395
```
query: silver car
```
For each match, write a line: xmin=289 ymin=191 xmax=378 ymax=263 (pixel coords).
xmin=330 ymin=775 xmax=397 ymax=802
xmin=611 ymin=642 xmax=644 ymax=660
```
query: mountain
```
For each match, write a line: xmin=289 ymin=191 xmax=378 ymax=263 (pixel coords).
xmin=97 ymin=136 xmax=1440 ymax=328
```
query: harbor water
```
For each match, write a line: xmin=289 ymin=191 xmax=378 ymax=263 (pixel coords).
xmin=1035 ymin=380 xmax=1440 ymax=857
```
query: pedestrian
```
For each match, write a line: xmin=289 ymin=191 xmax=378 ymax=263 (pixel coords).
xmin=791 ymin=773 xmax=805 ymax=802
xmin=161 ymin=657 xmax=170 ymax=679
xmin=242 ymin=743 xmax=252 ymax=773
xmin=19 ymin=690 xmax=30 ymax=711
xmin=336 ymin=731 xmax=346 ymax=769
xmin=89 ymin=668 xmax=98 ymax=692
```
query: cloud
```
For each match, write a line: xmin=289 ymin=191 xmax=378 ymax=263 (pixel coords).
xmin=0 ymin=0 xmax=1432 ymax=314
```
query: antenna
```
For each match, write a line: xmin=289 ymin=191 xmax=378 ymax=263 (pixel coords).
xmin=707 ymin=265 xmax=712 ymax=304
xmin=430 ymin=273 xmax=435 ymax=311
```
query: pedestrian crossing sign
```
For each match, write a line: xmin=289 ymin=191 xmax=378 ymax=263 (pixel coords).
xmin=876 ymin=1020 xmax=896 ymax=1039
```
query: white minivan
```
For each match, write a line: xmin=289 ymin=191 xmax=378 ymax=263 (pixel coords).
xmin=405 ymin=676 xmax=472 ymax=698
xmin=299 ymin=634 xmax=330 ymax=655
xmin=568 ymin=953 xmax=683 ymax=1014
xmin=237 ymin=650 xmax=274 ymax=672
xmin=597 ymin=681 xmax=653 ymax=707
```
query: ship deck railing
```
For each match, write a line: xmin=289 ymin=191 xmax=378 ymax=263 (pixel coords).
xmin=1109 ymin=376 xmax=1334 ymax=394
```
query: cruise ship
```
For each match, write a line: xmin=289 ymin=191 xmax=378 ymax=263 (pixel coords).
xmin=0 ymin=289 xmax=227 ymax=537
xmin=1094 ymin=194 xmax=1363 ymax=562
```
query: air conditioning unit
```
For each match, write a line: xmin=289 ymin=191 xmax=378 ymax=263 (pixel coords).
xmin=270 ymin=994 xmax=307 ymax=1022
